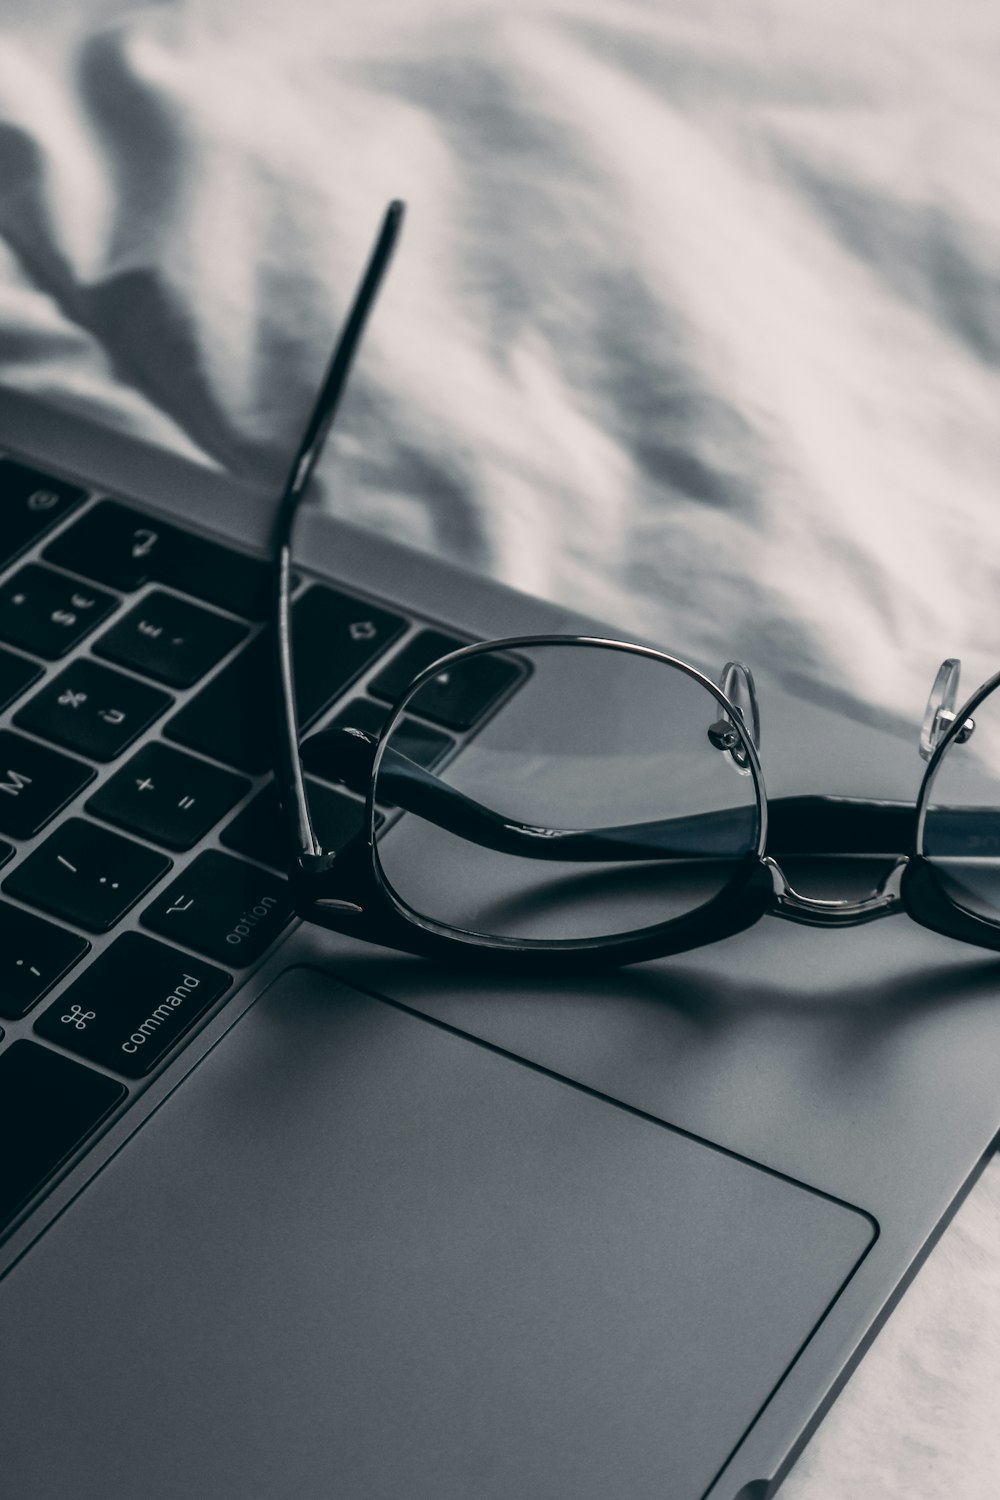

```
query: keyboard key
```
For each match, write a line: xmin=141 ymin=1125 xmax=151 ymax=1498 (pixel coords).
xmin=142 ymin=850 xmax=293 ymax=964
xmin=162 ymin=530 xmax=271 ymax=620
xmin=0 ymin=902 xmax=91 ymax=1019
xmin=221 ymin=778 xmax=379 ymax=870
xmin=87 ymin=742 xmax=249 ymax=850
xmin=0 ymin=646 xmax=42 ymax=711
xmin=43 ymin=500 xmax=171 ymax=591
xmin=367 ymin=629 xmax=464 ymax=704
xmin=314 ymin=695 xmax=389 ymax=738
xmin=0 ymin=840 xmax=12 ymax=868
xmin=4 ymin=817 xmax=171 ymax=932
xmin=304 ymin=697 xmax=455 ymax=775
xmin=0 ymin=462 xmax=86 ymax=570
xmin=0 ymin=730 xmax=94 ymax=838
xmin=0 ymin=563 xmax=118 ymax=659
xmin=291 ymin=587 xmax=407 ymax=714
xmin=34 ymin=933 xmax=230 ymax=1078
xmin=164 ymin=634 xmax=272 ymax=773
xmin=94 ymin=590 xmax=248 ymax=687
xmin=15 ymin=659 xmax=172 ymax=761
xmin=0 ymin=1041 xmax=126 ymax=1234
xmin=165 ymin=586 xmax=406 ymax=773
xmin=45 ymin=500 xmax=270 ymax=618
xmin=368 ymin=629 xmax=524 ymax=729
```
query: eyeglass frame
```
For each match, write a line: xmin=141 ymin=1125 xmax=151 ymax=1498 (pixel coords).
xmin=271 ymin=200 xmax=1000 ymax=972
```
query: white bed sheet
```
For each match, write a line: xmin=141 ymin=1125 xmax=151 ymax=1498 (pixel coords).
xmin=2 ymin=2 xmax=999 ymax=1494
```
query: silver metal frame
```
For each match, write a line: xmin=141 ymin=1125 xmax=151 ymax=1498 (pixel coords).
xmin=914 ymin=664 xmax=1000 ymax=854
xmin=366 ymin=633 xmax=769 ymax=950
xmin=268 ymin=199 xmax=1000 ymax=960
xmin=365 ymin=638 xmax=992 ymax=944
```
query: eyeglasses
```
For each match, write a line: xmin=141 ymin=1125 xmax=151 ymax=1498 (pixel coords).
xmin=273 ymin=202 xmax=1000 ymax=972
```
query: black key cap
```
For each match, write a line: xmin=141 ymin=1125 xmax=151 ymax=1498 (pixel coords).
xmin=0 ymin=730 xmax=94 ymax=838
xmin=305 ymin=697 xmax=455 ymax=774
xmin=161 ymin=531 xmax=270 ymax=620
xmin=221 ymin=778 xmax=379 ymax=870
xmin=166 ymin=586 xmax=406 ymax=773
xmin=44 ymin=501 xmax=270 ymax=618
xmin=0 ymin=645 xmax=42 ymax=710
xmin=34 ymin=932 xmax=230 ymax=1078
xmin=0 ymin=462 xmax=86 ymax=570
xmin=0 ymin=563 xmax=118 ymax=659
xmin=164 ymin=633 xmax=272 ymax=773
xmin=4 ymin=817 xmax=171 ymax=931
xmin=87 ymin=742 xmax=249 ymax=850
xmin=43 ymin=500 xmax=172 ymax=591
xmin=316 ymin=695 xmax=389 ymax=738
xmin=367 ymin=629 xmax=465 ymax=705
xmin=292 ymin=587 xmax=407 ymax=719
xmin=0 ymin=1041 xmax=125 ymax=1234
xmin=94 ymin=590 xmax=248 ymax=687
xmin=0 ymin=840 xmax=12 ymax=867
xmin=0 ymin=902 xmax=91 ymax=1019
xmin=15 ymin=659 xmax=172 ymax=761
xmin=142 ymin=850 xmax=293 ymax=964
xmin=368 ymin=629 xmax=524 ymax=729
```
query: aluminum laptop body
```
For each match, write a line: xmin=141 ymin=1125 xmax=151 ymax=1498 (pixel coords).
xmin=0 ymin=386 xmax=998 ymax=1500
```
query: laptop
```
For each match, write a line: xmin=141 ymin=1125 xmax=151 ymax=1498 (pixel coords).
xmin=0 ymin=379 xmax=998 ymax=1500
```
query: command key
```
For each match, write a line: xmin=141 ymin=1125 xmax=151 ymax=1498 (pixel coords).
xmin=35 ymin=933 xmax=230 ymax=1078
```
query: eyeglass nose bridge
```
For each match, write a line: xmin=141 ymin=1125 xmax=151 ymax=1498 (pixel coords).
xmin=763 ymin=855 xmax=908 ymax=927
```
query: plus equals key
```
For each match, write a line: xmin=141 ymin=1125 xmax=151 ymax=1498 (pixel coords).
xmin=86 ymin=742 xmax=250 ymax=851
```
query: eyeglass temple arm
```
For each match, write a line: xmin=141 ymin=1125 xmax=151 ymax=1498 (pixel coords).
xmin=272 ymin=201 xmax=406 ymax=868
xmin=307 ymin=726 xmax=961 ymax=861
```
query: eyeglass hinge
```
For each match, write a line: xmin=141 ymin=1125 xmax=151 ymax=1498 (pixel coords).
xmin=295 ymin=851 xmax=340 ymax=877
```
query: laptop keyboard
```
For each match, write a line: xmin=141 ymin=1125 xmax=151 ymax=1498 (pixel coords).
xmin=0 ymin=453 xmax=492 ymax=1241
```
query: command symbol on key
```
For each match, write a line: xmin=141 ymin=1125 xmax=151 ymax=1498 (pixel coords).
xmin=61 ymin=1004 xmax=96 ymax=1030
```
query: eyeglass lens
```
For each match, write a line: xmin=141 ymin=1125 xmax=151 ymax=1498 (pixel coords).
xmin=372 ymin=642 xmax=761 ymax=944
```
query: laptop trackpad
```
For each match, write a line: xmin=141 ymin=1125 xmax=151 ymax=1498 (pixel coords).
xmin=0 ymin=968 xmax=875 ymax=1500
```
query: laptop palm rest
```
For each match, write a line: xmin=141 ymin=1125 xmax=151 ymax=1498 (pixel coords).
xmin=0 ymin=968 xmax=875 ymax=1500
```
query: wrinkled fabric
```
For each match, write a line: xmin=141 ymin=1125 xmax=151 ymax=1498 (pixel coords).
xmin=2 ymin=4 xmax=999 ymax=1495
xmin=3 ymin=1 xmax=1000 ymax=732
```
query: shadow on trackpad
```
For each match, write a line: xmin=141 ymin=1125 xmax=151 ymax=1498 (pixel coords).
xmin=0 ymin=968 xmax=876 ymax=1500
